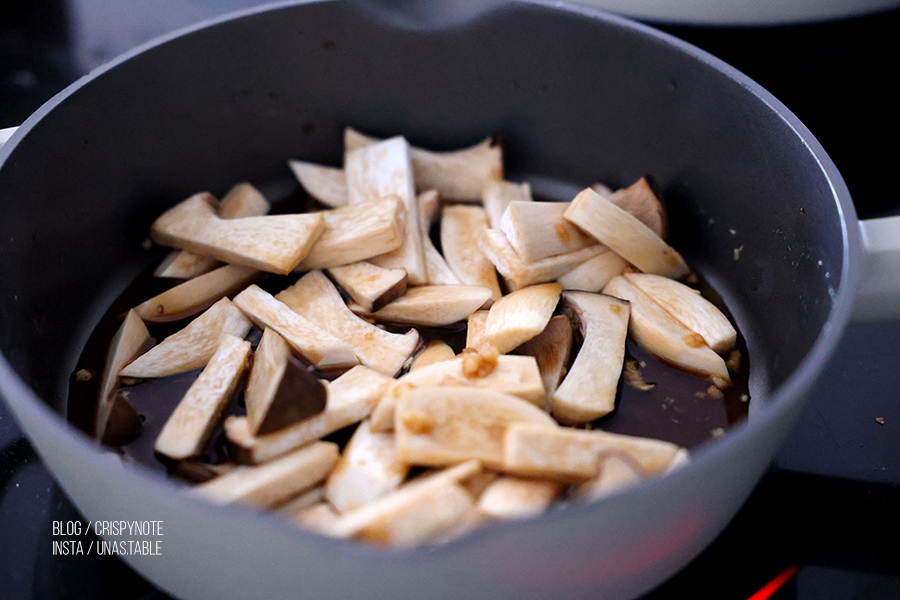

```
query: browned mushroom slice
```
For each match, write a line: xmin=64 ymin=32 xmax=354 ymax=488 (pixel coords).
xmin=294 ymin=502 xmax=343 ymax=536
xmin=120 ymin=298 xmax=251 ymax=379
xmin=368 ymin=285 xmax=493 ymax=327
xmin=503 ymin=422 xmax=683 ymax=482
xmin=459 ymin=470 xmax=500 ymax=499
xmin=624 ymin=272 xmax=737 ymax=354
xmin=499 ymin=201 xmax=597 ymax=263
xmin=150 ymin=192 xmax=325 ymax=274
xmin=343 ymin=126 xmax=376 ymax=154
xmin=604 ymin=176 xmax=668 ymax=240
xmin=516 ymin=314 xmax=573 ymax=406
xmin=367 ymin=400 xmax=394 ymax=434
xmin=408 ymin=340 xmax=455 ymax=372
xmin=135 ymin=264 xmax=261 ymax=323
xmin=219 ymin=181 xmax=272 ymax=218
xmin=275 ymin=271 xmax=419 ymax=376
xmin=479 ymin=282 xmax=561 ymax=355
xmin=225 ymin=365 xmax=391 ymax=464
xmin=603 ymin=275 xmax=730 ymax=383
xmin=275 ymin=486 xmax=325 ymax=519
xmin=192 ymin=441 xmax=339 ymax=508
xmin=430 ymin=507 xmax=491 ymax=545
xmin=328 ymin=460 xmax=481 ymax=547
xmin=94 ymin=309 xmax=151 ymax=440
xmin=244 ymin=328 xmax=327 ymax=435
xmin=550 ymin=291 xmax=629 ymax=425
xmin=475 ymin=476 xmax=564 ymax=520
xmin=101 ymin=392 xmax=143 ymax=446
xmin=345 ymin=136 xmax=427 ymax=284
xmin=464 ymin=309 xmax=490 ymax=350
xmin=295 ymin=196 xmax=404 ymax=270
xmin=345 ymin=127 xmax=503 ymax=202
xmin=394 ymin=387 xmax=556 ymax=470
xmin=564 ymin=188 xmax=689 ymax=280
xmin=483 ymin=180 xmax=532 ymax=229
xmin=288 ymin=160 xmax=348 ymax=208
xmin=324 ymin=419 xmax=409 ymax=513
xmin=154 ymin=334 xmax=251 ymax=460
xmin=418 ymin=189 xmax=462 ymax=286
xmin=345 ymin=135 xmax=414 ymax=205
xmin=369 ymin=352 xmax=544 ymax=434
xmin=155 ymin=182 xmax=271 ymax=279
xmin=590 ymin=182 xmax=615 ymax=197
xmin=462 ymin=345 xmax=497 ymax=377
xmin=556 ymin=250 xmax=629 ymax=292
xmin=478 ymin=228 xmax=604 ymax=290
xmin=232 ymin=284 xmax=358 ymax=371
xmin=327 ymin=262 xmax=408 ymax=313
xmin=412 ymin=136 xmax=504 ymax=203
xmin=441 ymin=205 xmax=502 ymax=302
xmin=394 ymin=353 xmax=545 ymax=407
xmin=573 ymin=454 xmax=643 ymax=502
xmin=418 ymin=187 xmax=441 ymax=229
xmin=154 ymin=250 xmax=219 ymax=282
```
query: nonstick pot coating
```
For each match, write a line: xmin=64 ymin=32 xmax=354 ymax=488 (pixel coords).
xmin=0 ymin=2 xmax=854 ymax=599
xmin=0 ymin=2 xmax=843 ymax=410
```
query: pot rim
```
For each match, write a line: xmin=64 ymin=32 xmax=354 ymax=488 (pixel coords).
xmin=0 ymin=0 xmax=860 ymax=559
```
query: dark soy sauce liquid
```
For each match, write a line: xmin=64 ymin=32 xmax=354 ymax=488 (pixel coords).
xmin=66 ymin=180 xmax=749 ymax=476
xmin=596 ymin=275 xmax=750 ymax=449
xmin=68 ymin=266 xmax=749 ymax=477
xmin=67 ymin=266 xmax=303 ymax=477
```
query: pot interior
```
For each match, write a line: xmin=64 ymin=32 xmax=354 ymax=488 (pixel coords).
xmin=0 ymin=1 xmax=846 ymax=432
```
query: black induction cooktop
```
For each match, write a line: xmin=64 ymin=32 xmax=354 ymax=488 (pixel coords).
xmin=2 ymin=2 xmax=899 ymax=598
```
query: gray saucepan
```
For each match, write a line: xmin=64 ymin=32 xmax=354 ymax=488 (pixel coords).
xmin=2 ymin=1 xmax=899 ymax=599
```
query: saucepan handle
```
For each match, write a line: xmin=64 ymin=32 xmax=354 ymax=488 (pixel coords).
xmin=853 ymin=215 xmax=900 ymax=323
